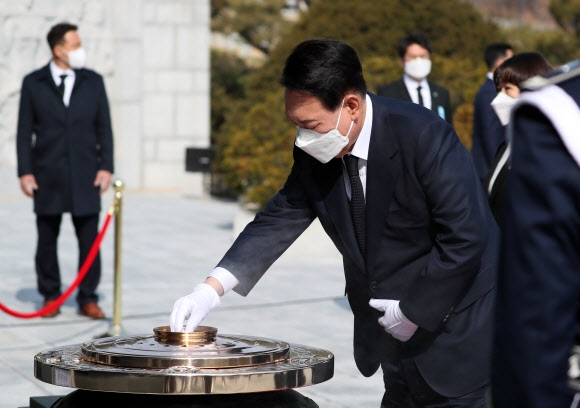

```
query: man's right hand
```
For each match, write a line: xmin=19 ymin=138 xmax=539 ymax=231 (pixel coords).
xmin=169 ymin=283 xmax=221 ymax=332
xmin=19 ymin=174 xmax=38 ymax=197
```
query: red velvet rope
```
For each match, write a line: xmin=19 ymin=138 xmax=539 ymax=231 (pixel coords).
xmin=0 ymin=212 xmax=113 ymax=318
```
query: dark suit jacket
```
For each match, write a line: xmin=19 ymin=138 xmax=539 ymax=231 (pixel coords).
xmin=492 ymin=77 xmax=580 ymax=408
xmin=472 ymin=78 xmax=505 ymax=184
xmin=16 ymin=64 xmax=114 ymax=216
xmin=217 ymin=94 xmax=498 ymax=397
xmin=377 ymin=78 xmax=453 ymax=124
xmin=484 ymin=140 xmax=509 ymax=228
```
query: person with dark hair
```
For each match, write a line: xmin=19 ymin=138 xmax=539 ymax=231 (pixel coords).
xmin=492 ymin=59 xmax=580 ymax=408
xmin=376 ymin=31 xmax=453 ymax=124
xmin=170 ymin=38 xmax=498 ymax=407
xmin=16 ymin=22 xmax=114 ymax=319
xmin=471 ymin=43 xmax=513 ymax=184
xmin=484 ymin=52 xmax=552 ymax=227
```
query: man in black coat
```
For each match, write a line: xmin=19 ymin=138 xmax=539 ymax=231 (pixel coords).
xmin=492 ymin=60 xmax=580 ymax=408
xmin=377 ymin=32 xmax=453 ymax=124
xmin=171 ymin=39 xmax=498 ymax=407
xmin=471 ymin=43 xmax=513 ymax=184
xmin=16 ymin=22 xmax=114 ymax=319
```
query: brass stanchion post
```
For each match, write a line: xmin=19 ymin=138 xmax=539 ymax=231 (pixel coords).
xmin=109 ymin=179 xmax=124 ymax=336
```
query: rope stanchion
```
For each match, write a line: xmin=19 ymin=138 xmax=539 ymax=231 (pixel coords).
xmin=107 ymin=179 xmax=124 ymax=336
xmin=0 ymin=204 xmax=115 ymax=319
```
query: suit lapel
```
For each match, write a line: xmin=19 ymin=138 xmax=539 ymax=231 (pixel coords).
xmin=313 ymin=158 xmax=366 ymax=270
xmin=365 ymin=95 xmax=401 ymax=269
xmin=37 ymin=65 xmax=68 ymax=124
xmin=396 ymin=79 xmax=413 ymax=103
xmin=39 ymin=64 xmax=64 ymax=103
xmin=70 ymin=69 xmax=86 ymax=106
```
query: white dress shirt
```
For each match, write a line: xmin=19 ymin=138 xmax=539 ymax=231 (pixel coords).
xmin=342 ymin=94 xmax=373 ymax=200
xmin=403 ymin=74 xmax=431 ymax=110
xmin=49 ymin=60 xmax=75 ymax=107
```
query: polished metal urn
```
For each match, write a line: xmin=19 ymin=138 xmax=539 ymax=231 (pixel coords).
xmin=34 ymin=326 xmax=334 ymax=396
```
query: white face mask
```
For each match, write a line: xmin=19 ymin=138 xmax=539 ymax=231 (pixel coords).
xmin=294 ymin=99 xmax=354 ymax=163
xmin=67 ymin=47 xmax=86 ymax=69
xmin=404 ymin=58 xmax=432 ymax=80
xmin=491 ymin=92 xmax=517 ymax=126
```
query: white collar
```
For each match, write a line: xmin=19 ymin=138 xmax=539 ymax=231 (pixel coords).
xmin=49 ymin=60 xmax=75 ymax=82
xmin=403 ymin=74 xmax=428 ymax=90
xmin=350 ymin=94 xmax=373 ymax=161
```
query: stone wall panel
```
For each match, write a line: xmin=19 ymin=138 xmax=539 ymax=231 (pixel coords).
xmin=157 ymin=139 xmax=191 ymax=161
xmin=143 ymin=25 xmax=174 ymax=68
xmin=176 ymin=25 xmax=209 ymax=69
xmin=111 ymin=103 xmax=142 ymax=189
xmin=157 ymin=70 xmax=194 ymax=93
xmin=111 ymin=42 xmax=141 ymax=101
xmin=143 ymin=93 xmax=175 ymax=137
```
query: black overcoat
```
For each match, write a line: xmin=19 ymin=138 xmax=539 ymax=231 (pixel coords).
xmin=16 ymin=64 xmax=114 ymax=216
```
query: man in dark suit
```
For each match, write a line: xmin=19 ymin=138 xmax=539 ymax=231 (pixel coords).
xmin=171 ymin=39 xmax=497 ymax=407
xmin=377 ymin=32 xmax=453 ymax=124
xmin=471 ymin=43 xmax=513 ymax=184
xmin=492 ymin=61 xmax=580 ymax=408
xmin=16 ymin=22 xmax=114 ymax=319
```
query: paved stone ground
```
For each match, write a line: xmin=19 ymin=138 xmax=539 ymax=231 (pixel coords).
xmin=0 ymin=192 xmax=383 ymax=408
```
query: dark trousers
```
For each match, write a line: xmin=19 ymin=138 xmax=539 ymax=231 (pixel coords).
xmin=35 ymin=214 xmax=100 ymax=307
xmin=380 ymin=359 xmax=487 ymax=408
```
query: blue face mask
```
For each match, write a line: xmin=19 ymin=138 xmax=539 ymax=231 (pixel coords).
xmin=294 ymin=99 xmax=354 ymax=163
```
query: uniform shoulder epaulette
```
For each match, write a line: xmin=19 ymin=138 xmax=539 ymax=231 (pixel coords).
xmin=522 ymin=59 xmax=580 ymax=91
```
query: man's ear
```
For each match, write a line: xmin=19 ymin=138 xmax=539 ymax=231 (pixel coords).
xmin=344 ymin=94 xmax=362 ymax=121
xmin=53 ymin=45 xmax=65 ymax=59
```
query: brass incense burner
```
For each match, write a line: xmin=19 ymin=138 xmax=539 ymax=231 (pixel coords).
xmin=34 ymin=326 xmax=334 ymax=395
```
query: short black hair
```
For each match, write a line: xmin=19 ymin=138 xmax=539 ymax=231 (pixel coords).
xmin=280 ymin=38 xmax=367 ymax=111
xmin=494 ymin=52 xmax=552 ymax=90
xmin=397 ymin=32 xmax=432 ymax=59
xmin=484 ymin=43 xmax=512 ymax=70
xmin=47 ymin=22 xmax=78 ymax=53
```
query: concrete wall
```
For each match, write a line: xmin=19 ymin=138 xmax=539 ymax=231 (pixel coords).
xmin=0 ymin=0 xmax=210 ymax=197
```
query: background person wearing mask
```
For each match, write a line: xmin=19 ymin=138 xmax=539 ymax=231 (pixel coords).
xmin=471 ymin=43 xmax=513 ymax=185
xmin=484 ymin=52 xmax=552 ymax=227
xmin=377 ymin=31 xmax=453 ymax=124
xmin=171 ymin=38 xmax=498 ymax=408
xmin=16 ymin=22 xmax=114 ymax=319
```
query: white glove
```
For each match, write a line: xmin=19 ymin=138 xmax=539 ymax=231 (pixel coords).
xmin=369 ymin=298 xmax=418 ymax=342
xmin=169 ymin=283 xmax=220 ymax=332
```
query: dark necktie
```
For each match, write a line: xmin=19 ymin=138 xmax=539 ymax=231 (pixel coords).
xmin=417 ymin=85 xmax=424 ymax=106
xmin=344 ymin=155 xmax=366 ymax=256
xmin=57 ymin=74 xmax=67 ymax=100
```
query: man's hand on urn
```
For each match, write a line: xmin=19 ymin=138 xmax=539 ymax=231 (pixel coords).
xmin=169 ymin=278 xmax=223 ymax=332
xmin=94 ymin=170 xmax=112 ymax=194
xmin=19 ymin=174 xmax=38 ymax=197
xmin=369 ymin=298 xmax=418 ymax=342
